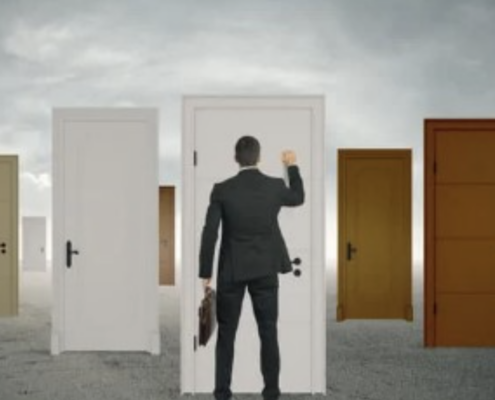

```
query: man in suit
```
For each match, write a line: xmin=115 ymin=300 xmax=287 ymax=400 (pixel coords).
xmin=199 ymin=135 xmax=304 ymax=400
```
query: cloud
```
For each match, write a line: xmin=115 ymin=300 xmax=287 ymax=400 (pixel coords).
xmin=1 ymin=0 xmax=495 ymax=266
xmin=4 ymin=21 xmax=73 ymax=64
xmin=21 ymin=171 xmax=51 ymax=190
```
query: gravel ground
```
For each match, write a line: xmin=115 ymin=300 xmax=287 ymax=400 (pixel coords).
xmin=0 ymin=269 xmax=494 ymax=400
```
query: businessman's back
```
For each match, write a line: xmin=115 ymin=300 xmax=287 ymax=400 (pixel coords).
xmin=199 ymin=163 xmax=304 ymax=282
xmin=198 ymin=136 xmax=304 ymax=400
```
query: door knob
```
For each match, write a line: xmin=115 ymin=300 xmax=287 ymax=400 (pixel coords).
xmin=293 ymin=269 xmax=302 ymax=277
xmin=66 ymin=240 xmax=80 ymax=268
xmin=347 ymin=242 xmax=357 ymax=261
xmin=0 ymin=242 xmax=6 ymax=248
xmin=291 ymin=257 xmax=301 ymax=265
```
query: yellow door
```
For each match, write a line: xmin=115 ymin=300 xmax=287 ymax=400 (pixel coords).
xmin=159 ymin=186 xmax=175 ymax=286
xmin=337 ymin=150 xmax=412 ymax=321
xmin=0 ymin=155 xmax=19 ymax=316
xmin=427 ymin=122 xmax=495 ymax=346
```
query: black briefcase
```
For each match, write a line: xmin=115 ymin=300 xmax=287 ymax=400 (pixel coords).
xmin=198 ymin=287 xmax=217 ymax=346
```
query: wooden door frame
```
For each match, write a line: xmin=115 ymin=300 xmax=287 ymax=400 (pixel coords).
xmin=0 ymin=155 xmax=19 ymax=316
xmin=424 ymin=119 xmax=495 ymax=347
xmin=180 ymin=95 xmax=326 ymax=394
xmin=159 ymin=185 xmax=175 ymax=286
xmin=51 ymin=108 xmax=160 ymax=355
xmin=337 ymin=149 xmax=412 ymax=322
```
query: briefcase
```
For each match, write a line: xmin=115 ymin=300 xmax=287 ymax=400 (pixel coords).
xmin=198 ymin=287 xmax=217 ymax=346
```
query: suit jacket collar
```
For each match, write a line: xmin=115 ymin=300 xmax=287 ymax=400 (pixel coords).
xmin=238 ymin=166 xmax=261 ymax=175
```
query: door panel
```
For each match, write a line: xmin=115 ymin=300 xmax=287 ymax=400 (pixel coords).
xmin=436 ymin=294 xmax=495 ymax=346
xmin=436 ymin=130 xmax=495 ymax=183
xmin=183 ymin=97 xmax=325 ymax=394
xmin=0 ymin=156 xmax=18 ymax=317
xmin=338 ymin=151 xmax=412 ymax=321
xmin=52 ymin=109 xmax=159 ymax=354
xmin=194 ymin=108 xmax=312 ymax=391
xmin=436 ymin=186 xmax=495 ymax=237
xmin=159 ymin=186 xmax=175 ymax=286
xmin=436 ymin=240 xmax=495 ymax=292
xmin=425 ymin=120 xmax=495 ymax=347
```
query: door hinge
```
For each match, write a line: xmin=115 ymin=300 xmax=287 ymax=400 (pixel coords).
xmin=433 ymin=162 xmax=437 ymax=174
xmin=194 ymin=151 xmax=197 ymax=166
xmin=194 ymin=335 xmax=197 ymax=351
xmin=433 ymin=303 xmax=437 ymax=315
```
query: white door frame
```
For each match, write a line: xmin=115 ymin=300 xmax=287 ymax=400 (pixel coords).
xmin=180 ymin=96 xmax=326 ymax=394
xmin=51 ymin=108 xmax=160 ymax=355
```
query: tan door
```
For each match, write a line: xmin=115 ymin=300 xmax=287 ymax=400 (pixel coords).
xmin=425 ymin=120 xmax=495 ymax=346
xmin=159 ymin=186 xmax=175 ymax=286
xmin=337 ymin=150 xmax=412 ymax=321
xmin=0 ymin=155 xmax=19 ymax=317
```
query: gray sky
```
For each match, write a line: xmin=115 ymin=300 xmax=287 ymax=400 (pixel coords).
xmin=1 ymin=0 xmax=495 ymax=263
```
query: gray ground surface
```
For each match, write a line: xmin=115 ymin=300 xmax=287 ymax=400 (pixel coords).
xmin=1 ymin=270 xmax=494 ymax=400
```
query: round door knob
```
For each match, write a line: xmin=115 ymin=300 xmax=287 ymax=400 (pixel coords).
xmin=1 ymin=249 xmax=6 ymax=254
xmin=293 ymin=269 xmax=301 ymax=277
xmin=0 ymin=242 xmax=6 ymax=248
xmin=291 ymin=257 xmax=301 ymax=265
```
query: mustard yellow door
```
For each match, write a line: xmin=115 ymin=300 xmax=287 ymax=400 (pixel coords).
xmin=337 ymin=150 xmax=412 ymax=321
xmin=159 ymin=186 xmax=175 ymax=286
xmin=0 ymin=155 xmax=19 ymax=317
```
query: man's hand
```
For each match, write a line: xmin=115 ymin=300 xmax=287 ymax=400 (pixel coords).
xmin=281 ymin=150 xmax=297 ymax=166
xmin=202 ymin=278 xmax=212 ymax=291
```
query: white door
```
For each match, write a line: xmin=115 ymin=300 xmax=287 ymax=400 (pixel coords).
xmin=52 ymin=108 xmax=160 ymax=355
xmin=22 ymin=216 xmax=46 ymax=271
xmin=181 ymin=96 xmax=326 ymax=394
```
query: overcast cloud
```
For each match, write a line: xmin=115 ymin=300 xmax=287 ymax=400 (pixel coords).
xmin=1 ymin=0 xmax=495 ymax=264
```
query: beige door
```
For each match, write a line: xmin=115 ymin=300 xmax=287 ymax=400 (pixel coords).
xmin=0 ymin=155 xmax=19 ymax=317
xmin=425 ymin=119 xmax=495 ymax=346
xmin=337 ymin=150 xmax=412 ymax=321
xmin=159 ymin=186 xmax=175 ymax=286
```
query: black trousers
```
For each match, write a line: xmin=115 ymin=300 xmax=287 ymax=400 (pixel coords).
xmin=214 ymin=273 xmax=280 ymax=400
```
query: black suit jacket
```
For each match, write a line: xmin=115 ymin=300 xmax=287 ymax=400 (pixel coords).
xmin=199 ymin=165 xmax=304 ymax=282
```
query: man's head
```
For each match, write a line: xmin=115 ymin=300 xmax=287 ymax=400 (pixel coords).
xmin=235 ymin=136 xmax=260 ymax=167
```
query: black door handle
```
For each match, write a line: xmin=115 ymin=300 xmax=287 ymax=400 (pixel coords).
xmin=291 ymin=257 xmax=301 ymax=265
xmin=66 ymin=240 xmax=80 ymax=268
xmin=347 ymin=242 xmax=357 ymax=261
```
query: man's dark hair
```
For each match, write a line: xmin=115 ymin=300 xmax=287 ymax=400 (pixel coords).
xmin=235 ymin=136 xmax=260 ymax=167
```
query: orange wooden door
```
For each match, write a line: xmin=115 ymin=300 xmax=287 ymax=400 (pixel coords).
xmin=425 ymin=120 xmax=495 ymax=346
xmin=337 ymin=150 xmax=412 ymax=321
xmin=159 ymin=186 xmax=175 ymax=286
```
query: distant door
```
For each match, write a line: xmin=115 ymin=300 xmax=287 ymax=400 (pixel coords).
xmin=159 ymin=186 xmax=175 ymax=286
xmin=22 ymin=216 xmax=46 ymax=272
xmin=0 ymin=156 xmax=18 ymax=317
xmin=337 ymin=150 xmax=412 ymax=321
xmin=425 ymin=119 xmax=495 ymax=346
xmin=182 ymin=96 xmax=326 ymax=394
xmin=52 ymin=108 xmax=160 ymax=354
